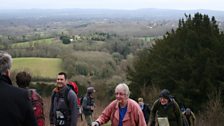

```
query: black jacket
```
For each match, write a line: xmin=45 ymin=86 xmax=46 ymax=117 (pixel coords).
xmin=141 ymin=104 xmax=151 ymax=124
xmin=0 ymin=75 xmax=37 ymax=126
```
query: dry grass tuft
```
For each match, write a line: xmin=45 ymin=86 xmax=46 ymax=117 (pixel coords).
xmin=197 ymin=91 xmax=224 ymax=126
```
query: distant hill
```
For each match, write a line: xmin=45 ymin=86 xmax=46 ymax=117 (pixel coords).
xmin=0 ymin=8 xmax=224 ymax=20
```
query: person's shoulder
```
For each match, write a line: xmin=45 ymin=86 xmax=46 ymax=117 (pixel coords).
xmin=170 ymin=99 xmax=179 ymax=107
xmin=29 ymin=89 xmax=42 ymax=100
xmin=128 ymin=98 xmax=141 ymax=108
xmin=105 ymin=100 xmax=119 ymax=110
xmin=144 ymin=103 xmax=150 ymax=108
xmin=10 ymin=85 xmax=28 ymax=95
xmin=151 ymin=99 xmax=161 ymax=108
xmin=110 ymin=99 xmax=117 ymax=104
xmin=82 ymin=95 xmax=88 ymax=102
xmin=5 ymin=86 xmax=29 ymax=101
xmin=153 ymin=99 xmax=160 ymax=105
xmin=107 ymin=99 xmax=118 ymax=107
xmin=29 ymin=88 xmax=39 ymax=94
xmin=128 ymin=98 xmax=138 ymax=104
xmin=68 ymin=87 xmax=77 ymax=97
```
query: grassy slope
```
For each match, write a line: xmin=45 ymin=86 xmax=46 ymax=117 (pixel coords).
xmin=11 ymin=38 xmax=55 ymax=48
xmin=12 ymin=57 xmax=63 ymax=78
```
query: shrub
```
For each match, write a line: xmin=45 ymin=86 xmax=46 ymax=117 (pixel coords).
xmin=197 ymin=91 xmax=224 ymax=126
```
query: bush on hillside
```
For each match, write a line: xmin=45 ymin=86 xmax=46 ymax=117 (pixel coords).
xmin=60 ymin=35 xmax=71 ymax=44
xmin=30 ymin=83 xmax=56 ymax=96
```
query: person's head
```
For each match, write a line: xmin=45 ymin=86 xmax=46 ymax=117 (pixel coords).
xmin=185 ymin=108 xmax=191 ymax=115
xmin=0 ymin=51 xmax=12 ymax=76
xmin=16 ymin=71 xmax=31 ymax=88
xmin=115 ymin=83 xmax=130 ymax=105
xmin=87 ymin=86 xmax=95 ymax=96
xmin=56 ymin=72 xmax=67 ymax=88
xmin=138 ymin=97 xmax=144 ymax=106
xmin=159 ymin=89 xmax=170 ymax=105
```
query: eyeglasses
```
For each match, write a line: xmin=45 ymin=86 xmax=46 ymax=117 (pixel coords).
xmin=115 ymin=92 xmax=126 ymax=96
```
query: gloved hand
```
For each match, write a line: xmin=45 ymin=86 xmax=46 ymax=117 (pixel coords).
xmin=92 ymin=121 xmax=99 ymax=126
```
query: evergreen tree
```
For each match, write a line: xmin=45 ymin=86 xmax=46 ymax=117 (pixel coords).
xmin=127 ymin=13 xmax=224 ymax=110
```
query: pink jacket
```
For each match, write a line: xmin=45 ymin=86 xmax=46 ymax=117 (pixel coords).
xmin=96 ymin=99 xmax=147 ymax=126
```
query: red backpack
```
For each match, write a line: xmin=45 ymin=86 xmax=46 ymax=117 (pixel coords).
xmin=67 ymin=81 xmax=81 ymax=106
xmin=28 ymin=89 xmax=45 ymax=126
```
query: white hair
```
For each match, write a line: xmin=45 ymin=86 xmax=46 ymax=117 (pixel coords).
xmin=115 ymin=83 xmax=130 ymax=97
xmin=0 ymin=51 xmax=12 ymax=74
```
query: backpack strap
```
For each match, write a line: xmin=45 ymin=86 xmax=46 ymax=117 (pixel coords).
xmin=51 ymin=86 xmax=71 ymax=108
xmin=51 ymin=91 xmax=56 ymax=107
xmin=64 ymin=86 xmax=71 ymax=108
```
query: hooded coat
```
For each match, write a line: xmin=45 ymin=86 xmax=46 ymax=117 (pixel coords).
xmin=149 ymin=99 xmax=183 ymax=126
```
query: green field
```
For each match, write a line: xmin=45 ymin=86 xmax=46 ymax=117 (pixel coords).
xmin=12 ymin=57 xmax=63 ymax=78
xmin=11 ymin=38 xmax=57 ymax=48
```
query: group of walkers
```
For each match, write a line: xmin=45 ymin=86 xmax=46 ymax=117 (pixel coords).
xmin=0 ymin=51 xmax=196 ymax=126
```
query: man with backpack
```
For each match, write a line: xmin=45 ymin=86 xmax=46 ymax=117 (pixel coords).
xmin=16 ymin=71 xmax=45 ymax=126
xmin=149 ymin=89 xmax=183 ymax=126
xmin=82 ymin=86 xmax=96 ymax=126
xmin=67 ymin=81 xmax=84 ymax=120
xmin=50 ymin=72 xmax=79 ymax=126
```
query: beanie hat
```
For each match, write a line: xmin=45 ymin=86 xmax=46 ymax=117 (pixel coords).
xmin=186 ymin=108 xmax=191 ymax=114
xmin=87 ymin=87 xmax=95 ymax=94
xmin=159 ymin=89 xmax=170 ymax=99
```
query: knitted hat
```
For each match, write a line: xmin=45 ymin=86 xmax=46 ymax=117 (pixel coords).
xmin=186 ymin=108 xmax=191 ymax=114
xmin=159 ymin=89 xmax=170 ymax=99
xmin=87 ymin=87 xmax=95 ymax=94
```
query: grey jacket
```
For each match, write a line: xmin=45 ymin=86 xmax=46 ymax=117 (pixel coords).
xmin=82 ymin=95 xmax=95 ymax=115
xmin=50 ymin=86 xmax=79 ymax=126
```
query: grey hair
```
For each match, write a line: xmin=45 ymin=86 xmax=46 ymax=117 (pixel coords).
xmin=0 ymin=51 xmax=12 ymax=74
xmin=115 ymin=83 xmax=130 ymax=97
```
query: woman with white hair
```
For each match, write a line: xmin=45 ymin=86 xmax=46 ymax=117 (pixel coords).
xmin=92 ymin=83 xmax=146 ymax=126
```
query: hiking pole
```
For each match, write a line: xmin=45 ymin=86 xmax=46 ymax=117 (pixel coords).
xmin=79 ymin=108 xmax=83 ymax=121
xmin=80 ymin=113 xmax=83 ymax=121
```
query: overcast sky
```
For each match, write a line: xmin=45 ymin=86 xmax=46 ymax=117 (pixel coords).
xmin=0 ymin=0 xmax=223 ymax=11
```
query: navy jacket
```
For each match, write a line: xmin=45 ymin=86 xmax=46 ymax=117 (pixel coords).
xmin=141 ymin=104 xmax=150 ymax=124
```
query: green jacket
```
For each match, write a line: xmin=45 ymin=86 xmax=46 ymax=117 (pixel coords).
xmin=149 ymin=99 xmax=183 ymax=126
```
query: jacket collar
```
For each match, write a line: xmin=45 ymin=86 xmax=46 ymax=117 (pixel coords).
xmin=114 ymin=99 xmax=132 ymax=121
xmin=0 ymin=75 xmax=12 ymax=85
